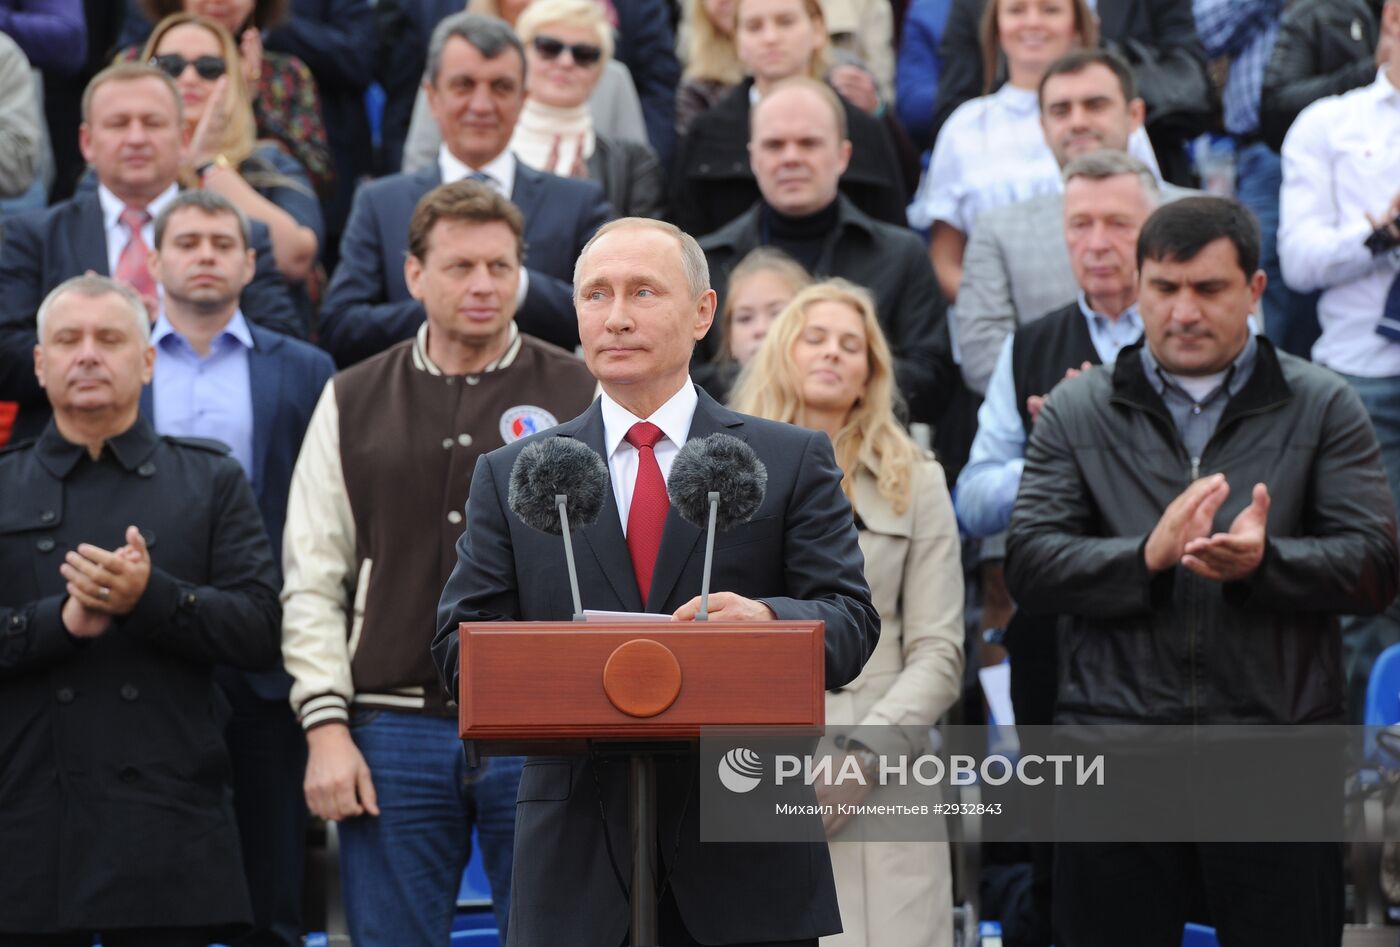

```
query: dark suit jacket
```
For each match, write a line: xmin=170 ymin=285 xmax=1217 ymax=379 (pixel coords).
xmin=371 ymin=0 xmax=457 ymax=175
xmin=0 ymin=192 xmax=304 ymax=437
xmin=139 ymin=322 xmax=334 ymax=700
xmin=433 ymin=388 xmax=880 ymax=947
xmin=266 ymin=0 xmax=379 ymax=241
xmin=613 ymin=0 xmax=681 ymax=168
xmin=319 ymin=161 xmax=612 ymax=366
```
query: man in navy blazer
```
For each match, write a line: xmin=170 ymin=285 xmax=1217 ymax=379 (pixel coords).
xmin=0 ymin=63 xmax=303 ymax=441
xmin=378 ymin=0 xmax=678 ymax=169
xmin=320 ymin=12 xmax=612 ymax=367
xmin=139 ymin=189 xmax=334 ymax=947
xmin=433 ymin=218 xmax=879 ymax=947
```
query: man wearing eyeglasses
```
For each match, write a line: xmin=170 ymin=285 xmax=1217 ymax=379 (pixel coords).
xmin=320 ymin=11 xmax=614 ymax=368
xmin=0 ymin=62 xmax=302 ymax=443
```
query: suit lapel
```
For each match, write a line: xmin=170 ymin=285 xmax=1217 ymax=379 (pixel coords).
xmin=78 ymin=196 xmax=110 ymax=275
xmin=510 ymin=161 xmax=545 ymax=224
xmin=563 ymin=401 xmax=644 ymax=613
xmin=247 ymin=327 xmax=280 ymax=500
xmin=645 ymin=388 xmax=747 ymax=611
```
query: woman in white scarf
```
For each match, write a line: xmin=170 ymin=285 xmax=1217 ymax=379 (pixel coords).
xmin=511 ymin=0 xmax=666 ymax=217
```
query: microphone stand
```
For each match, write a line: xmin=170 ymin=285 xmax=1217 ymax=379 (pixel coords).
xmin=628 ymin=491 xmax=718 ymax=946
xmin=556 ymin=494 xmax=585 ymax=622
xmin=696 ymin=491 xmax=719 ymax=622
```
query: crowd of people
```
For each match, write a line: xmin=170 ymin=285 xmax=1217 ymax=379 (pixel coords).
xmin=0 ymin=0 xmax=1398 ymax=945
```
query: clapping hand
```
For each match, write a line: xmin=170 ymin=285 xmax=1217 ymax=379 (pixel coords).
xmin=60 ymin=525 xmax=152 ymax=617
xmin=1181 ymin=482 xmax=1270 ymax=582
xmin=1027 ymin=361 xmax=1092 ymax=424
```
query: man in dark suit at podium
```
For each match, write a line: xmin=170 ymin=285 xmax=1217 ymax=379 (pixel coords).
xmin=433 ymin=217 xmax=880 ymax=947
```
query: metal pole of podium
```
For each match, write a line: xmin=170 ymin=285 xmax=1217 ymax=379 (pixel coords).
xmin=630 ymin=752 xmax=659 ymax=946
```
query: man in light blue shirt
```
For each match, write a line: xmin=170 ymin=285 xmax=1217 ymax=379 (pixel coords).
xmin=145 ymin=188 xmax=335 ymax=947
xmin=150 ymin=307 xmax=255 ymax=481
xmin=956 ymin=151 xmax=1160 ymax=538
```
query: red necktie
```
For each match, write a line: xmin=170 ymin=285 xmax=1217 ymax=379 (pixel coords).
xmin=625 ymin=421 xmax=669 ymax=603
xmin=115 ymin=206 xmax=156 ymax=304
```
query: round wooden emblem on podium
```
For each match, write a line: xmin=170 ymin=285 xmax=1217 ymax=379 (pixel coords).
xmin=602 ymin=639 xmax=682 ymax=717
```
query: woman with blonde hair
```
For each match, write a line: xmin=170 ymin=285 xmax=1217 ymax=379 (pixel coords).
xmin=697 ymin=246 xmax=811 ymax=400
xmin=730 ymin=278 xmax=963 ymax=947
xmin=139 ymin=14 xmax=322 ymax=289
xmin=675 ymin=0 xmax=745 ymax=132
xmin=128 ymin=0 xmax=331 ymax=193
xmin=508 ymin=0 xmax=665 ymax=216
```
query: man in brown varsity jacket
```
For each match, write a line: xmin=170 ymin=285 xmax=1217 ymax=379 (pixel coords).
xmin=279 ymin=181 xmax=597 ymax=947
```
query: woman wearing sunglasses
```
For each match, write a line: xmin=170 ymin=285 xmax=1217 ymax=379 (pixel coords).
xmin=138 ymin=14 xmax=323 ymax=296
xmin=124 ymin=0 xmax=332 ymax=196
xmin=401 ymin=0 xmax=650 ymax=177
xmin=508 ymin=0 xmax=664 ymax=217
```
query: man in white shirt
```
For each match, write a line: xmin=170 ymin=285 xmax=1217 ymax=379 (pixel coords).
xmin=1279 ymin=0 xmax=1400 ymax=710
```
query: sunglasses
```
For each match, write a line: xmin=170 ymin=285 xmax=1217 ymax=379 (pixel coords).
xmin=532 ymin=35 xmax=603 ymax=67
xmin=151 ymin=53 xmax=228 ymax=81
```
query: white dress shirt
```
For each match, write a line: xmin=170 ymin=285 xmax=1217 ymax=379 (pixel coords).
xmin=97 ymin=182 xmax=179 ymax=278
xmin=600 ymin=381 xmax=698 ymax=535
xmin=438 ymin=144 xmax=517 ymax=198
xmin=907 ymin=84 xmax=1161 ymax=233
xmin=1279 ymin=68 xmax=1400 ymax=378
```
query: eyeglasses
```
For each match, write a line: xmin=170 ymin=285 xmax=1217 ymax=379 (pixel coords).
xmin=531 ymin=35 xmax=603 ymax=67
xmin=151 ymin=53 xmax=228 ymax=81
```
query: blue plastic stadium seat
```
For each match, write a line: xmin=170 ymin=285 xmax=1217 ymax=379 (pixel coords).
xmin=1182 ymin=922 xmax=1219 ymax=947
xmin=1364 ymin=642 xmax=1400 ymax=762
xmin=457 ymin=828 xmax=493 ymax=907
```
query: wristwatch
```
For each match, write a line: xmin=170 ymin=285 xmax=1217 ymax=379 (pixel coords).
xmin=196 ymin=154 xmax=232 ymax=179
xmin=982 ymin=626 xmax=1007 ymax=647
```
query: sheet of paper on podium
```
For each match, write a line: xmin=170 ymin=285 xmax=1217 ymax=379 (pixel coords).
xmin=583 ymin=609 xmax=674 ymax=622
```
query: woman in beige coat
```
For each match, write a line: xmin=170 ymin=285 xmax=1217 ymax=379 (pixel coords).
xmin=731 ymin=279 xmax=965 ymax=947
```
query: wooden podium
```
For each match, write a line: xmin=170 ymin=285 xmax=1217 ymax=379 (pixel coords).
xmin=457 ymin=619 xmax=825 ymax=946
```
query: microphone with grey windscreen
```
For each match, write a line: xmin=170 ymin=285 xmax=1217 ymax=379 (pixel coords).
xmin=508 ymin=437 xmax=609 ymax=621
xmin=667 ymin=434 xmax=768 ymax=620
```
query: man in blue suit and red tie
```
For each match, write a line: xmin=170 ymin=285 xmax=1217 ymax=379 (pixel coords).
xmin=433 ymin=218 xmax=880 ymax=947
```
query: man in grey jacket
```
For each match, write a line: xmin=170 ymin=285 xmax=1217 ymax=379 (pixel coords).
xmin=1006 ymin=196 xmax=1398 ymax=945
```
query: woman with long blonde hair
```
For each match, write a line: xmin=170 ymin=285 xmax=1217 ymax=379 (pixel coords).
xmin=730 ymin=279 xmax=963 ymax=947
xmin=697 ymin=246 xmax=811 ymax=401
xmin=675 ymin=0 xmax=745 ymax=132
xmin=127 ymin=0 xmax=331 ymax=193
xmin=139 ymin=13 xmax=321 ymax=286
